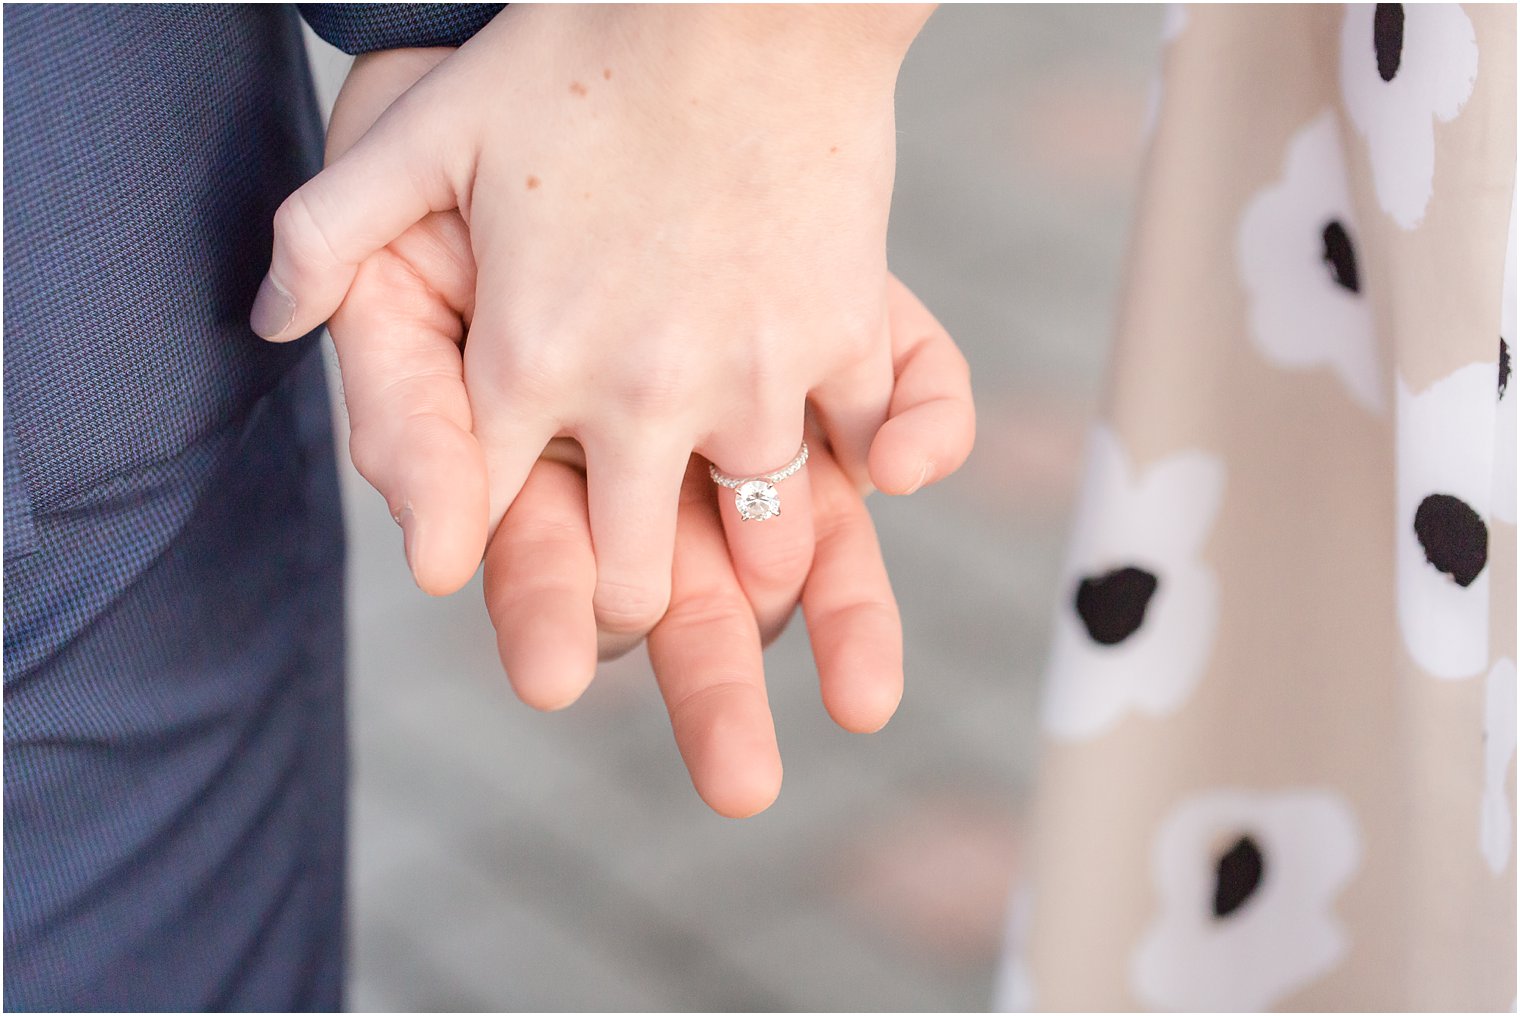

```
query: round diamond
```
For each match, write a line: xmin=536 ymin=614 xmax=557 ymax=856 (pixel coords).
xmin=735 ymin=479 xmax=781 ymax=521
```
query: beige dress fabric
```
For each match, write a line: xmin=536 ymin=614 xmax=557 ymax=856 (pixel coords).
xmin=1000 ymin=5 xmax=1516 ymax=1011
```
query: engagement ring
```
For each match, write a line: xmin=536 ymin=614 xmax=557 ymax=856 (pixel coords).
xmin=708 ymin=441 xmax=809 ymax=522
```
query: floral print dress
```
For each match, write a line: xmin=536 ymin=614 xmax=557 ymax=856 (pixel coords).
xmin=1000 ymin=5 xmax=1516 ymax=1010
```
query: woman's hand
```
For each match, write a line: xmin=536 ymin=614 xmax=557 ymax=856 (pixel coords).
xmin=318 ymin=46 xmax=973 ymax=816
xmin=256 ymin=5 xmax=933 ymax=634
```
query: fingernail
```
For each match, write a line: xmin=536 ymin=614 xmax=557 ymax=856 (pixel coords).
xmin=250 ymin=274 xmax=296 ymax=339
xmin=393 ymin=502 xmax=419 ymax=575
xmin=903 ymin=461 xmax=932 ymax=495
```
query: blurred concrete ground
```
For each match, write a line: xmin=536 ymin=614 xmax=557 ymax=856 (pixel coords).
xmin=305 ymin=5 xmax=1161 ymax=1010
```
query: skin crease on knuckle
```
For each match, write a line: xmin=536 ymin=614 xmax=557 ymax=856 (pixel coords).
xmin=611 ymin=369 xmax=689 ymax=420
xmin=743 ymin=527 xmax=815 ymax=584
xmin=593 ymin=579 xmax=671 ymax=636
xmin=832 ymin=301 xmax=890 ymax=369
xmin=472 ymin=335 xmax=572 ymax=406
xmin=668 ymin=679 xmax=765 ymax=735
xmin=362 ymin=237 xmax=473 ymax=325
xmin=490 ymin=562 xmax=592 ymax=627
xmin=660 ymin=582 xmax=755 ymax=636
xmin=347 ymin=412 xmax=466 ymax=499
xmin=273 ymin=188 xmax=350 ymax=275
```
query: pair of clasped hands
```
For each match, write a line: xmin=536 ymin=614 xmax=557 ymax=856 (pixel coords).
xmin=252 ymin=6 xmax=972 ymax=817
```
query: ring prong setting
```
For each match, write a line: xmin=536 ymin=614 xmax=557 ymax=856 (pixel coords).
xmin=735 ymin=479 xmax=782 ymax=521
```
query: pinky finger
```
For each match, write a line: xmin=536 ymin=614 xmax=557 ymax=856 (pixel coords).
xmin=868 ymin=274 xmax=976 ymax=496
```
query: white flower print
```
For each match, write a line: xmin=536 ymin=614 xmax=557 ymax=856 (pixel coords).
xmin=1396 ymin=365 xmax=1494 ymax=679
xmin=1340 ymin=4 xmax=1478 ymax=229
xmin=1131 ymin=789 xmax=1361 ymax=1012
xmin=1237 ymin=110 xmax=1382 ymax=412
xmin=1481 ymin=658 xmax=1517 ymax=875
xmin=1041 ymin=425 xmax=1225 ymax=741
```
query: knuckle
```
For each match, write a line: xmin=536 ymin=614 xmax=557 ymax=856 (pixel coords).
xmin=739 ymin=534 xmax=813 ymax=585
xmin=832 ymin=306 xmax=885 ymax=363
xmin=593 ymin=578 xmax=670 ymax=635
xmin=382 ymin=378 xmax=470 ymax=434
xmin=811 ymin=486 xmax=870 ymax=545
xmin=612 ymin=358 xmax=690 ymax=417
xmin=349 ymin=407 xmax=467 ymax=486
xmin=661 ymin=588 xmax=753 ymax=636
xmin=346 ymin=424 xmax=391 ymax=485
xmin=508 ymin=512 xmax=588 ymax=553
xmin=484 ymin=341 xmax=569 ymax=402
xmin=273 ymin=189 xmax=344 ymax=268
xmin=814 ymin=599 xmax=900 ymax=641
xmin=669 ymin=679 xmax=759 ymax=729
xmin=730 ymin=341 xmax=795 ymax=409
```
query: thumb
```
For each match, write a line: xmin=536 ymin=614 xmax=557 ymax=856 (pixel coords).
xmin=251 ymin=92 xmax=465 ymax=342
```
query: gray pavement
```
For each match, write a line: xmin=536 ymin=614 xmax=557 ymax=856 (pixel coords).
xmin=305 ymin=6 xmax=1162 ymax=1010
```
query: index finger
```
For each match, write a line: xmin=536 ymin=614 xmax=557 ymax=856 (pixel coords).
xmin=328 ymin=214 xmax=488 ymax=595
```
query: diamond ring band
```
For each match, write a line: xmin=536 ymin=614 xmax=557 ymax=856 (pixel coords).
xmin=709 ymin=441 xmax=809 ymax=522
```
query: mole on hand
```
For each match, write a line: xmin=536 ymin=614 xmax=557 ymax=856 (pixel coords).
xmin=526 ymin=175 xmax=541 ymax=190
xmin=569 ymin=81 xmax=588 ymax=97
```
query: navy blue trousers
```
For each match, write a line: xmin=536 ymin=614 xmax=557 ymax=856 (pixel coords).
xmin=5 ymin=349 xmax=349 ymax=1011
xmin=3 ymin=6 xmax=346 ymax=1009
xmin=3 ymin=4 xmax=499 ymax=1010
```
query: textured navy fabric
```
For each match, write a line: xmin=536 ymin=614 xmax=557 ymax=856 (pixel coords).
xmin=300 ymin=3 xmax=505 ymax=55
xmin=2 ymin=4 xmax=496 ymax=1010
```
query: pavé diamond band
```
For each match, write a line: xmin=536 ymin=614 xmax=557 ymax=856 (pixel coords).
xmin=708 ymin=441 xmax=809 ymax=522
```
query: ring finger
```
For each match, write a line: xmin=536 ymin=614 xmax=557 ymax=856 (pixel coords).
xmin=704 ymin=420 xmax=816 ymax=643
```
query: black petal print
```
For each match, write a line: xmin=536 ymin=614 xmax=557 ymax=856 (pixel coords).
xmin=1414 ymin=493 xmax=1488 ymax=587
xmin=1074 ymin=566 xmax=1159 ymax=646
xmin=1321 ymin=220 xmax=1361 ymax=294
xmin=1213 ymin=835 xmax=1266 ymax=919
xmin=1500 ymin=337 xmax=1510 ymax=399
xmin=1374 ymin=4 xmax=1404 ymax=82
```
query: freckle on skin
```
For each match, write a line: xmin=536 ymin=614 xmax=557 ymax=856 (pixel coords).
xmin=569 ymin=81 xmax=588 ymax=97
xmin=526 ymin=175 xmax=540 ymax=190
xmin=602 ymin=68 xmax=612 ymax=80
xmin=829 ymin=145 xmax=839 ymax=155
